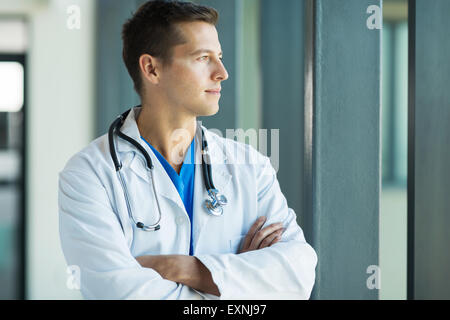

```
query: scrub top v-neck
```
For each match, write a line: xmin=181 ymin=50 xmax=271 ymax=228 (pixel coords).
xmin=140 ymin=136 xmax=196 ymax=255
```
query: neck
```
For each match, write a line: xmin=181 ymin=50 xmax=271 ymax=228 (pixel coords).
xmin=137 ymin=102 xmax=197 ymax=170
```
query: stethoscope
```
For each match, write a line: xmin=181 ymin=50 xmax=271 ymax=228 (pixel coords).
xmin=108 ymin=107 xmax=228 ymax=231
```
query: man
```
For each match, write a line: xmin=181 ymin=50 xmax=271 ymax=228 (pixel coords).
xmin=59 ymin=0 xmax=317 ymax=299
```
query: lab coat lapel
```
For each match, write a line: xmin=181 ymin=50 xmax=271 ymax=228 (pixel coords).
xmin=192 ymin=125 xmax=232 ymax=249
xmin=116 ymin=106 xmax=186 ymax=212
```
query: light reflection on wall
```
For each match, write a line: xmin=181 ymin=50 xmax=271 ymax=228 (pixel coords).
xmin=380 ymin=0 xmax=408 ymax=300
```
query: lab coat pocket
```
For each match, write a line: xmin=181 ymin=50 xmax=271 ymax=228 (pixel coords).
xmin=229 ymin=235 xmax=246 ymax=254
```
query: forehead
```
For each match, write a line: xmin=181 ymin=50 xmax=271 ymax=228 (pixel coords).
xmin=172 ymin=21 xmax=222 ymax=55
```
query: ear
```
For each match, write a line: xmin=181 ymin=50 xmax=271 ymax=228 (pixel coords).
xmin=139 ymin=54 xmax=161 ymax=85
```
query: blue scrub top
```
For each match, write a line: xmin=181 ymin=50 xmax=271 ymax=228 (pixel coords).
xmin=141 ymin=136 xmax=196 ymax=255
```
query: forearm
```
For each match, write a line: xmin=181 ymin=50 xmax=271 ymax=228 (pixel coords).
xmin=136 ymin=254 xmax=220 ymax=297
xmin=176 ymin=255 xmax=220 ymax=296
xmin=196 ymin=240 xmax=318 ymax=299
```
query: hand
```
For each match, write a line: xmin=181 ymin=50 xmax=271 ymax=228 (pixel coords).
xmin=239 ymin=216 xmax=285 ymax=254
xmin=135 ymin=254 xmax=220 ymax=296
xmin=135 ymin=255 xmax=179 ymax=280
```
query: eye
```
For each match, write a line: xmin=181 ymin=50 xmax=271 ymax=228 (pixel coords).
xmin=198 ymin=55 xmax=209 ymax=61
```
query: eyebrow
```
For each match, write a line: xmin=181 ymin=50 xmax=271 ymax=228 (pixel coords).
xmin=189 ymin=49 xmax=223 ymax=56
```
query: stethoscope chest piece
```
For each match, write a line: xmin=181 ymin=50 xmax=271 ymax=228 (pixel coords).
xmin=204 ymin=199 xmax=224 ymax=216
xmin=204 ymin=189 xmax=228 ymax=216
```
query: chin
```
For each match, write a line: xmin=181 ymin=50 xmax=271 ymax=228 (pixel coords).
xmin=200 ymin=104 xmax=220 ymax=117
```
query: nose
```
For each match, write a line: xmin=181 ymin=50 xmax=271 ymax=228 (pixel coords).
xmin=213 ymin=60 xmax=229 ymax=82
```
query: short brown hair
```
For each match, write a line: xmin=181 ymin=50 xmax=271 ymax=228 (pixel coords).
xmin=121 ymin=0 xmax=219 ymax=96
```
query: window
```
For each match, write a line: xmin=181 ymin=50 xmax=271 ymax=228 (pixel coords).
xmin=0 ymin=18 xmax=27 ymax=299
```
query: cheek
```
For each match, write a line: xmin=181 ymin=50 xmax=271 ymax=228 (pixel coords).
xmin=185 ymin=65 xmax=206 ymax=81
xmin=178 ymin=70 xmax=206 ymax=93
xmin=163 ymin=63 xmax=209 ymax=96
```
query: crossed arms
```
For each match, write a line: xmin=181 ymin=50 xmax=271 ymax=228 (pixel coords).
xmin=135 ymin=216 xmax=285 ymax=296
xmin=59 ymin=153 xmax=317 ymax=299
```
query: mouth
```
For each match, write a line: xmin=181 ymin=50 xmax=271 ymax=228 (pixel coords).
xmin=205 ymin=88 xmax=221 ymax=95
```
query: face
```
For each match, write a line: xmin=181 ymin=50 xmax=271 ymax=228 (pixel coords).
xmin=156 ymin=21 xmax=229 ymax=117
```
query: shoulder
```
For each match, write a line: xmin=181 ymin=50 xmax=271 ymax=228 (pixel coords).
xmin=60 ymin=134 xmax=111 ymax=178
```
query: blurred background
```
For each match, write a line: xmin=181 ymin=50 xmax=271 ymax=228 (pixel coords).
xmin=380 ymin=0 xmax=408 ymax=300
xmin=0 ymin=0 xmax=449 ymax=300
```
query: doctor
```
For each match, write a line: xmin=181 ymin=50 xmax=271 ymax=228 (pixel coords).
xmin=59 ymin=0 xmax=317 ymax=300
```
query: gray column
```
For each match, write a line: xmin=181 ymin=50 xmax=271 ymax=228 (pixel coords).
xmin=306 ymin=0 xmax=381 ymax=299
xmin=411 ymin=0 xmax=450 ymax=299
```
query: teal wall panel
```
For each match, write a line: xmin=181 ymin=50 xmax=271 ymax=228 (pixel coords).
xmin=309 ymin=0 xmax=381 ymax=299
xmin=96 ymin=0 xmax=142 ymax=137
xmin=413 ymin=0 xmax=450 ymax=299
xmin=260 ymin=0 xmax=305 ymax=235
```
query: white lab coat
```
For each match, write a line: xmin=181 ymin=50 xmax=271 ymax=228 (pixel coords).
xmin=58 ymin=106 xmax=317 ymax=300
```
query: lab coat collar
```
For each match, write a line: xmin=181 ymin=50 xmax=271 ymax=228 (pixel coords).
xmin=116 ymin=106 xmax=146 ymax=155
xmin=114 ymin=105 xmax=231 ymax=214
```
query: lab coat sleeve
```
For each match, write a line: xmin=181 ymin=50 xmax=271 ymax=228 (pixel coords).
xmin=195 ymin=155 xmax=318 ymax=300
xmin=58 ymin=168 xmax=199 ymax=300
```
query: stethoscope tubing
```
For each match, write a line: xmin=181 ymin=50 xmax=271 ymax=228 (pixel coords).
xmin=108 ymin=107 xmax=227 ymax=231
